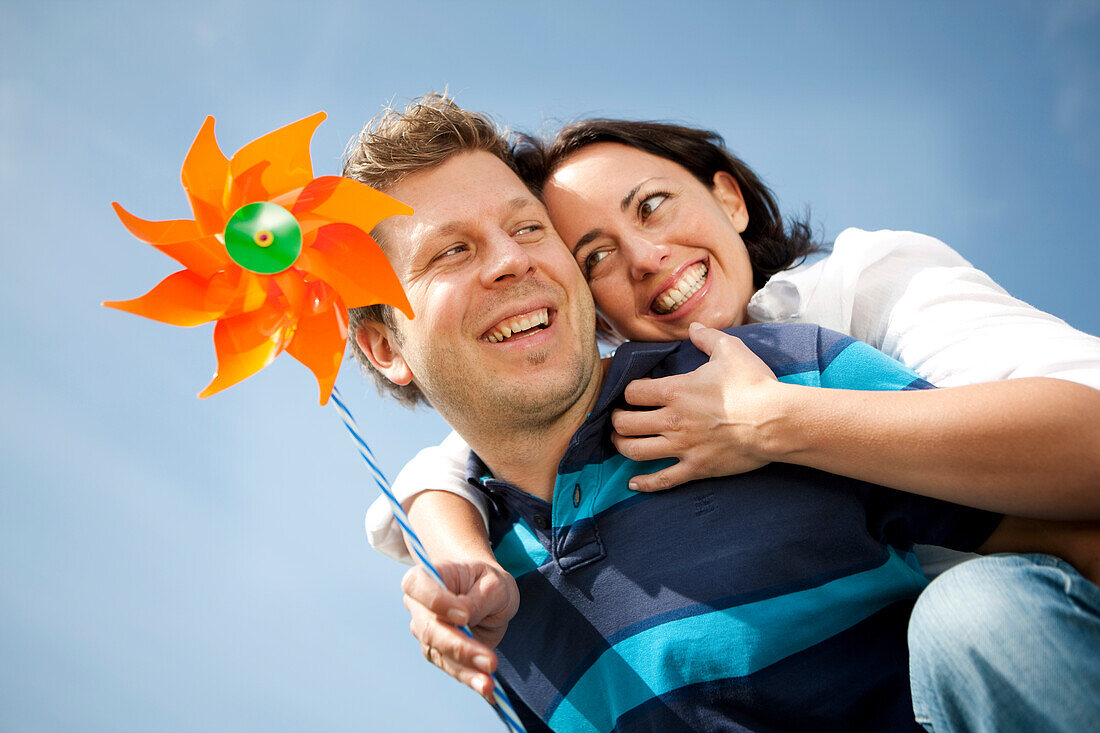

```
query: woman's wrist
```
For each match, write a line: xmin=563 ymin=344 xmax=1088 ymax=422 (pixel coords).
xmin=743 ymin=381 xmax=812 ymax=465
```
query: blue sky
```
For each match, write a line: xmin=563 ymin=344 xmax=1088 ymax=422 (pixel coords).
xmin=2 ymin=1 xmax=1098 ymax=731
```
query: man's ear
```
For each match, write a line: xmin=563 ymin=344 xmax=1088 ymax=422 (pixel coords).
xmin=712 ymin=171 xmax=750 ymax=234
xmin=355 ymin=320 xmax=414 ymax=386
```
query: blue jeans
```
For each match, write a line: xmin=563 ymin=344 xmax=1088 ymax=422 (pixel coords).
xmin=908 ymin=554 xmax=1100 ymax=732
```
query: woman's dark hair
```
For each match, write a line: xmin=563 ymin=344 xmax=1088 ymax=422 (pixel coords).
xmin=514 ymin=119 xmax=820 ymax=291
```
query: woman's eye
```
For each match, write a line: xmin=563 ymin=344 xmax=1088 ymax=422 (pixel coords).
xmin=583 ymin=249 xmax=611 ymax=275
xmin=639 ymin=193 xmax=668 ymax=221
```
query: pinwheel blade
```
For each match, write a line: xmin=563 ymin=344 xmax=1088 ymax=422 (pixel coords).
xmin=112 ymin=202 xmax=228 ymax=278
xmin=293 ymin=175 xmax=413 ymax=237
xmin=228 ymin=112 xmax=326 ymax=209
xmin=103 ymin=269 xmax=229 ymax=327
xmin=181 ymin=116 xmax=231 ymax=236
xmin=298 ymin=223 xmax=414 ymax=319
xmin=286 ymin=295 xmax=348 ymax=405
xmin=198 ymin=300 xmax=293 ymax=398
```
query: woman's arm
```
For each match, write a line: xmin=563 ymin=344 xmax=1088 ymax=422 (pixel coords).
xmin=773 ymin=376 xmax=1100 ymax=517
xmin=398 ymin=491 xmax=518 ymax=703
xmin=399 ymin=494 xmax=517 ymax=701
xmin=613 ymin=324 xmax=1100 ymax=518
xmin=368 ymin=434 xmax=515 ymax=698
xmin=366 ymin=431 xmax=492 ymax=563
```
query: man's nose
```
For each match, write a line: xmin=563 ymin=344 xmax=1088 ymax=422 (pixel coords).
xmin=622 ymin=235 xmax=670 ymax=280
xmin=481 ymin=232 xmax=536 ymax=286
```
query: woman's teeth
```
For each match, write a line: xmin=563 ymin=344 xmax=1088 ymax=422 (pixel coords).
xmin=654 ymin=262 xmax=708 ymax=314
xmin=484 ymin=308 xmax=550 ymax=343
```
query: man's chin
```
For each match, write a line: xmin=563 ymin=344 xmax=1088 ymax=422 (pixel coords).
xmin=416 ymin=335 xmax=599 ymax=434
xmin=485 ymin=362 xmax=596 ymax=423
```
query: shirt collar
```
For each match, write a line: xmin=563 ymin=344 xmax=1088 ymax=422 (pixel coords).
xmin=464 ymin=338 xmax=681 ymax=487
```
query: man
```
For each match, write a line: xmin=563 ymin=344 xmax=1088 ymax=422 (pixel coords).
xmin=345 ymin=95 xmax=1099 ymax=731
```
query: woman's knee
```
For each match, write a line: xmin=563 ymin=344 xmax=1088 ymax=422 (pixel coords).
xmin=910 ymin=555 xmax=1035 ymax=657
xmin=908 ymin=553 xmax=1100 ymax=732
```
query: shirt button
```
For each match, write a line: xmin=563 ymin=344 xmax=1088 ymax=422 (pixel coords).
xmin=573 ymin=484 xmax=582 ymax=508
xmin=533 ymin=514 xmax=549 ymax=530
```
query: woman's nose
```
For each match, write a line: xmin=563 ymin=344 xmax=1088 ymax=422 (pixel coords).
xmin=622 ymin=236 xmax=670 ymax=280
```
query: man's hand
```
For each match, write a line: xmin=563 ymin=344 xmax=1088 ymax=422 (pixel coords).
xmin=611 ymin=323 xmax=787 ymax=491
xmin=980 ymin=516 xmax=1100 ymax=585
xmin=402 ymin=559 xmax=520 ymax=702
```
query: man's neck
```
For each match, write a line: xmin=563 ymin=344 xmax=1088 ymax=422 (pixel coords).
xmin=452 ymin=359 xmax=609 ymax=503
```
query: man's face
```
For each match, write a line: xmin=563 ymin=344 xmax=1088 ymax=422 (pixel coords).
xmin=371 ymin=151 xmax=600 ymax=430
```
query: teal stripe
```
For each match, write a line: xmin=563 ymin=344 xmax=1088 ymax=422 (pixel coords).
xmin=493 ymin=519 xmax=551 ymax=577
xmin=820 ymin=341 xmax=922 ymax=391
xmin=778 ymin=370 xmax=820 ymax=387
xmin=553 ymin=454 xmax=674 ymax=527
xmin=547 ymin=550 xmax=927 ymax=732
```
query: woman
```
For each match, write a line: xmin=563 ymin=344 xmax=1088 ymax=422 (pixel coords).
xmin=370 ymin=119 xmax=1100 ymax=730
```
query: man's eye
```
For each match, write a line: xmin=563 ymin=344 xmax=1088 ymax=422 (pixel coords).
xmin=436 ymin=244 xmax=468 ymax=260
xmin=516 ymin=224 xmax=543 ymax=236
xmin=639 ymin=193 xmax=669 ymax=221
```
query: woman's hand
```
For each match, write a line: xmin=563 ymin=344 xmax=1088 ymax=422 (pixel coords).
xmin=611 ymin=323 xmax=788 ymax=491
xmin=402 ymin=559 xmax=520 ymax=702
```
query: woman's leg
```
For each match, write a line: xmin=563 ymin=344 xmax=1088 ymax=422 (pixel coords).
xmin=908 ymin=554 xmax=1100 ymax=733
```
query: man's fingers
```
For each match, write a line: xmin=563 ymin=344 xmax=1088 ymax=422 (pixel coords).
xmin=401 ymin=565 xmax=471 ymax=625
xmin=611 ymin=432 xmax=677 ymax=463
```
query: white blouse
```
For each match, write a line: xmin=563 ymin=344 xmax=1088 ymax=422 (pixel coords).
xmin=365 ymin=229 xmax=1100 ymax=565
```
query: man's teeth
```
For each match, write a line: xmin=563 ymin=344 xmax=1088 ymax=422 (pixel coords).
xmin=654 ymin=262 xmax=708 ymax=314
xmin=484 ymin=308 xmax=550 ymax=343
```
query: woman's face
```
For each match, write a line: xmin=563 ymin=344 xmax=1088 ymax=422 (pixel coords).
xmin=543 ymin=143 xmax=755 ymax=342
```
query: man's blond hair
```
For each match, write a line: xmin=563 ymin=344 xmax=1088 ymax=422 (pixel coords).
xmin=342 ymin=93 xmax=519 ymax=408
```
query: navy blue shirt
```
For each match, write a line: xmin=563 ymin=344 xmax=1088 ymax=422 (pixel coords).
xmin=468 ymin=324 xmax=1002 ymax=732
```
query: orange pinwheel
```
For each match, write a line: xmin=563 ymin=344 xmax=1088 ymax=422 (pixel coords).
xmin=104 ymin=112 xmax=412 ymax=404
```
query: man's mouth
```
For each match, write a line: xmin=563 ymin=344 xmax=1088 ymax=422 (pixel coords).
xmin=652 ymin=261 xmax=708 ymax=315
xmin=482 ymin=308 xmax=550 ymax=343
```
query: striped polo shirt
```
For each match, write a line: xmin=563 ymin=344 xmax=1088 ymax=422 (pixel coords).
xmin=469 ymin=323 xmax=1002 ymax=732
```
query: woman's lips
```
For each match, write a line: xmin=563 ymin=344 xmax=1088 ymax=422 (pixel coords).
xmin=652 ymin=261 xmax=709 ymax=315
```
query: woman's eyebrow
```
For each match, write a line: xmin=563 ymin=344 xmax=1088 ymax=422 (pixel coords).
xmin=572 ymin=229 xmax=604 ymax=256
xmin=621 ymin=177 xmax=658 ymax=212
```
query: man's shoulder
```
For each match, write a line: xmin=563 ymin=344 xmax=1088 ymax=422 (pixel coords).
xmin=727 ymin=322 xmax=854 ymax=373
xmin=629 ymin=322 xmax=854 ymax=379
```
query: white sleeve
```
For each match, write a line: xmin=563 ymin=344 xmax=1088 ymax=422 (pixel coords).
xmin=364 ymin=430 xmax=491 ymax=565
xmin=832 ymin=229 xmax=1100 ymax=390
xmin=807 ymin=229 xmax=1100 ymax=578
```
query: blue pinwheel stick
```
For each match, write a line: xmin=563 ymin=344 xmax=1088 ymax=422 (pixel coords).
xmin=329 ymin=389 xmax=527 ymax=733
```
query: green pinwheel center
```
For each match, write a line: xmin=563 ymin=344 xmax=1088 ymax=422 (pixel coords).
xmin=224 ymin=202 xmax=302 ymax=274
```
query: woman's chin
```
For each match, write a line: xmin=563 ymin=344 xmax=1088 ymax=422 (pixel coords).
xmin=614 ymin=302 xmax=741 ymax=342
xmin=619 ymin=318 xmax=692 ymax=343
